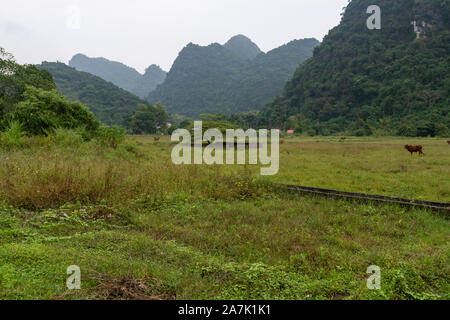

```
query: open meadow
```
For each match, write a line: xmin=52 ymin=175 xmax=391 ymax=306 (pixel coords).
xmin=0 ymin=133 xmax=449 ymax=299
xmin=271 ymin=136 xmax=450 ymax=202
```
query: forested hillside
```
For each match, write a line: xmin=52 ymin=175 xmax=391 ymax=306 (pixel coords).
xmin=69 ymin=54 xmax=166 ymax=98
xmin=148 ymin=36 xmax=319 ymax=117
xmin=259 ymin=0 xmax=450 ymax=137
xmin=226 ymin=38 xmax=320 ymax=115
xmin=38 ymin=62 xmax=147 ymax=126
xmin=148 ymin=42 xmax=246 ymax=117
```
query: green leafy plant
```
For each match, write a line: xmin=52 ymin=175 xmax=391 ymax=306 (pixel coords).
xmin=0 ymin=120 xmax=25 ymax=150
xmin=95 ymin=126 xmax=126 ymax=149
xmin=9 ymin=86 xmax=99 ymax=136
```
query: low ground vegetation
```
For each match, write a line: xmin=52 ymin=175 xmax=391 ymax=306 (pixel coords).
xmin=0 ymin=134 xmax=448 ymax=299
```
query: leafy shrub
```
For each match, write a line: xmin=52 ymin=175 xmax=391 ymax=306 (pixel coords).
xmin=8 ymin=86 xmax=99 ymax=136
xmin=0 ymin=120 xmax=25 ymax=150
xmin=95 ymin=126 xmax=126 ymax=149
xmin=74 ymin=126 xmax=95 ymax=142
xmin=123 ymin=143 xmax=139 ymax=155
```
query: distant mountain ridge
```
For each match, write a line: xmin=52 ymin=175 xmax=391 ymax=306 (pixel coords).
xmin=37 ymin=62 xmax=148 ymax=126
xmin=69 ymin=54 xmax=166 ymax=98
xmin=148 ymin=35 xmax=320 ymax=117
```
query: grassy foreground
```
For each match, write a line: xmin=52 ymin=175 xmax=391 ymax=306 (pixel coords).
xmin=0 ymin=133 xmax=449 ymax=299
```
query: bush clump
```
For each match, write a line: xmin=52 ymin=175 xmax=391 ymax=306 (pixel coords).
xmin=95 ymin=126 xmax=126 ymax=149
xmin=0 ymin=120 xmax=25 ymax=150
xmin=6 ymin=86 xmax=99 ymax=136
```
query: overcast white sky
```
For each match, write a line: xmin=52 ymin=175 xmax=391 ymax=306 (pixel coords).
xmin=0 ymin=0 xmax=348 ymax=73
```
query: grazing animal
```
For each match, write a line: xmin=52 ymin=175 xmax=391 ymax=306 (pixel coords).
xmin=404 ymin=145 xmax=424 ymax=156
xmin=340 ymin=137 xmax=347 ymax=141
xmin=154 ymin=137 xmax=161 ymax=141
xmin=447 ymin=141 xmax=450 ymax=145
xmin=280 ymin=139 xmax=285 ymax=145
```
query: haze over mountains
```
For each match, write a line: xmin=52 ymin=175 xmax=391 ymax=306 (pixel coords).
xmin=35 ymin=0 xmax=449 ymax=136
xmin=148 ymin=35 xmax=320 ymax=117
xmin=69 ymin=54 xmax=167 ymax=99
xmin=48 ymin=35 xmax=319 ymax=119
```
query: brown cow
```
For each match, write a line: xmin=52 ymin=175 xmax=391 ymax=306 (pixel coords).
xmin=404 ymin=145 xmax=424 ymax=156
xmin=340 ymin=137 xmax=347 ymax=142
xmin=280 ymin=139 xmax=285 ymax=145
xmin=154 ymin=137 xmax=161 ymax=141
xmin=447 ymin=141 xmax=450 ymax=145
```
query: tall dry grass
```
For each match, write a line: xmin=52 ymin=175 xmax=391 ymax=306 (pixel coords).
xmin=0 ymin=137 xmax=262 ymax=210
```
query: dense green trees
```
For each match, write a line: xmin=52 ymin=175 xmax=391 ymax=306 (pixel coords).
xmin=1 ymin=49 xmax=55 ymax=115
xmin=148 ymin=36 xmax=319 ymax=117
xmin=1 ymin=48 xmax=99 ymax=136
xmin=125 ymin=103 xmax=169 ymax=134
xmin=10 ymin=86 xmax=99 ymax=135
xmin=258 ymin=0 xmax=450 ymax=137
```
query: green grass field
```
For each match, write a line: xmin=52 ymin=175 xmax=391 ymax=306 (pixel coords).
xmin=0 ymin=133 xmax=449 ymax=299
xmin=271 ymin=136 xmax=450 ymax=202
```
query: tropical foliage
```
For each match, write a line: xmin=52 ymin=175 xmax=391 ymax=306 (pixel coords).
xmin=1 ymin=48 xmax=99 ymax=136
xmin=10 ymin=86 xmax=99 ymax=135
xmin=258 ymin=0 xmax=450 ymax=137
xmin=1 ymin=48 xmax=55 ymax=115
xmin=125 ymin=103 xmax=170 ymax=134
